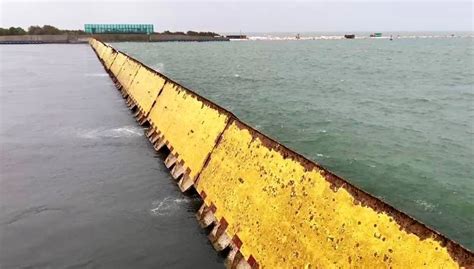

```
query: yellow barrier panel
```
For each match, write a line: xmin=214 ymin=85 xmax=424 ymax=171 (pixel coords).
xmin=103 ymin=48 xmax=117 ymax=71
xmin=97 ymin=44 xmax=110 ymax=60
xmin=127 ymin=66 xmax=166 ymax=114
xmin=99 ymin=45 xmax=110 ymax=62
xmin=89 ymin=38 xmax=97 ymax=49
xmin=88 ymin=39 xmax=473 ymax=268
xmin=195 ymin=120 xmax=471 ymax=268
xmin=146 ymin=82 xmax=230 ymax=191
xmin=91 ymin=40 xmax=104 ymax=62
xmin=96 ymin=42 xmax=107 ymax=58
xmin=115 ymin=57 xmax=141 ymax=93
xmin=109 ymin=53 xmax=127 ymax=80
xmin=98 ymin=44 xmax=109 ymax=59
xmin=93 ymin=42 xmax=101 ymax=54
xmin=91 ymin=42 xmax=117 ymax=73
xmin=92 ymin=41 xmax=98 ymax=52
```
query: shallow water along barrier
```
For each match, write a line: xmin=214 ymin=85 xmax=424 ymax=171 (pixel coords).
xmin=89 ymin=38 xmax=473 ymax=268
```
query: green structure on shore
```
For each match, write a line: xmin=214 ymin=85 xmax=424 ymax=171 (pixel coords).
xmin=84 ymin=24 xmax=154 ymax=34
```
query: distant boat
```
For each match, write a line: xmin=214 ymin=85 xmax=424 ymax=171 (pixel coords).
xmin=344 ymin=34 xmax=355 ymax=39
xmin=370 ymin=33 xmax=383 ymax=38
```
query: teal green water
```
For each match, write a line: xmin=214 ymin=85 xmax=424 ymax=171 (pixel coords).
xmin=114 ymin=38 xmax=474 ymax=250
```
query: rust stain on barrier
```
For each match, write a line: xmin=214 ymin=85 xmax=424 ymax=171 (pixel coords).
xmin=89 ymin=39 xmax=473 ymax=268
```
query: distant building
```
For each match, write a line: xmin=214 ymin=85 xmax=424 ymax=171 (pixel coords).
xmin=84 ymin=24 xmax=154 ymax=34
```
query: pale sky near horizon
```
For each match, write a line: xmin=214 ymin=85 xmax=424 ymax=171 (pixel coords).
xmin=0 ymin=0 xmax=472 ymax=32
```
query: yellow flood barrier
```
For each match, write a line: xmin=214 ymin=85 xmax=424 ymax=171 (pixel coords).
xmin=104 ymin=50 xmax=117 ymax=71
xmin=95 ymin=41 xmax=107 ymax=59
xmin=115 ymin=58 xmax=141 ymax=93
xmin=97 ymin=44 xmax=109 ymax=59
xmin=100 ymin=46 xmax=117 ymax=70
xmin=89 ymin=38 xmax=98 ymax=50
xmin=90 ymin=41 xmax=118 ymax=79
xmin=93 ymin=43 xmax=232 ymax=192
xmin=146 ymin=81 xmax=231 ymax=191
xmin=195 ymin=120 xmax=471 ymax=268
xmin=127 ymin=66 xmax=166 ymax=115
xmin=89 ymin=39 xmax=473 ymax=268
xmin=109 ymin=52 xmax=127 ymax=80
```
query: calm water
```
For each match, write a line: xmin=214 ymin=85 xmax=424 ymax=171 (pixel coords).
xmin=0 ymin=45 xmax=223 ymax=268
xmin=114 ymin=37 xmax=474 ymax=250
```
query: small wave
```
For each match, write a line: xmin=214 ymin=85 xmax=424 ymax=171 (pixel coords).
xmin=3 ymin=205 xmax=64 ymax=225
xmin=154 ymin=62 xmax=165 ymax=73
xmin=415 ymin=199 xmax=437 ymax=212
xmin=228 ymin=73 xmax=260 ymax=82
xmin=150 ymin=196 xmax=197 ymax=216
xmin=414 ymin=97 xmax=431 ymax=103
xmin=78 ymin=126 xmax=143 ymax=139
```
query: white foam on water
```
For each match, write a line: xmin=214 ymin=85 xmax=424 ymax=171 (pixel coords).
xmin=154 ymin=63 xmax=165 ymax=73
xmin=415 ymin=199 xmax=437 ymax=212
xmin=150 ymin=196 xmax=196 ymax=216
xmin=78 ymin=126 xmax=143 ymax=139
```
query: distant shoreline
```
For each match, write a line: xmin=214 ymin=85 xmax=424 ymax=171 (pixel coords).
xmin=244 ymin=33 xmax=473 ymax=41
xmin=1 ymin=32 xmax=472 ymax=44
xmin=0 ymin=33 xmax=229 ymax=44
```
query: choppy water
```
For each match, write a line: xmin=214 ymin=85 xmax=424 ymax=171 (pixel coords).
xmin=114 ymin=36 xmax=474 ymax=250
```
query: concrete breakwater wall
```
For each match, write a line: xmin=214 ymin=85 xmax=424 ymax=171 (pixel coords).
xmin=89 ymin=38 xmax=473 ymax=268
xmin=0 ymin=34 xmax=89 ymax=44
xmin=0 ymin=34 xmax=229 ymax=44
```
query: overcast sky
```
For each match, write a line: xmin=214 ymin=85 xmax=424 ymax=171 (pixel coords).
xmin=0 ymin=0 xmax=472 ymax=32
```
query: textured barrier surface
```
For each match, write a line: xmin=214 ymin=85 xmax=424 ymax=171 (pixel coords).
xmin=116 ymin=58 xmax=142 ymax=93
xmin=109 ymin=52 xmax=127 ymax=80
xmin=89 ymin=39 xmax=473 ymax=268
xmin=127 ymin=66 xmax=166 ymax=114
xmin=102 ymin=47 xmax=117 ymax=70
xmin=146 ymin=82 xmax=231 ymax=191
